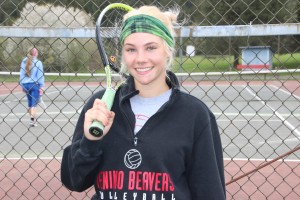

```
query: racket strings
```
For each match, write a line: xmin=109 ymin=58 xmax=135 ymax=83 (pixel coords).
xmin=99 ymin=9 xmax=124 ymax=71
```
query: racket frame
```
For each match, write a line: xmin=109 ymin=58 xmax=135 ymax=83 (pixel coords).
xmin=89 ymin=3 xmax=134 ymax=137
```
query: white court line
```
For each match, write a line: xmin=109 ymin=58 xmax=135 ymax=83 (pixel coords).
xmin=2 ymin=110 xmax=299 ymax=120
xmin=270 ymin=84 xmax=300 ymax=101
xmin=258 ymin=137 xmax=300 ymax=144
xmin=2 ymin=156 xmax=300 ymax=163
xmin=245 ymin=86 xmax=300 ymax=137
xmin=213 ymin=112 xmax=300 ymax=117
xmin=3 ymin=118 xmax=79 ymax=122
xmin=224 ymin=157 xmax=300 ymax=163
xmin=1 ymin=86 xmax=81 ymax=104
xmin=0 ymin=110 xmax=81 ymax=118
xmin=0 ymin=156 xmax=62 ymax=160
xmin=1 ymin=111 xmax=297 ymax=121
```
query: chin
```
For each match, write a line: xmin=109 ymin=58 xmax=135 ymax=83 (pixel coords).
xmin=135 ymin=77 xmax=153 ymax=85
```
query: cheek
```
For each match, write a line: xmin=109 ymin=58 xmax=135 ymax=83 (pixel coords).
xmin=122 ymin=51 xmax=132 ymax=64
xmin=153 ymin=52 xmax=169 ymax=66
xmin=123 ymin=55 xmax=133 ymax=67
xmin=158 ymin=51 xmax=171 ymax=64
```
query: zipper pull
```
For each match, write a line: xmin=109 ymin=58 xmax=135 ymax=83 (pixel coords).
xmin=134 ymin=137 xmax=138 ymax=146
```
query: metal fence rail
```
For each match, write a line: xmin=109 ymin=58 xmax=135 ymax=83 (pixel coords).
xmin=1 ymin=1 xmax=300 ymax=199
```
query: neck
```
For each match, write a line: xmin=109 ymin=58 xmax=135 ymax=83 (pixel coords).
xmin=136 ymin=82 xmax=170 ymax=98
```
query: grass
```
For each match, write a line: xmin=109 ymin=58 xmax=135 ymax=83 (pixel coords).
xmin=173 ymin=52 xmax=300 ymax=73
xmin=273 ymin=53 xmax=300 ymax=68
xmin=1 ymin=53 xmax=299 ymax=82
xmin=173 ymin=55 xmax=234 ymax=72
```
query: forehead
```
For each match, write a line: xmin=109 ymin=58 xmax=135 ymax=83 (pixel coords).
xmin=123 ymin=32 xmax=164 ymax=45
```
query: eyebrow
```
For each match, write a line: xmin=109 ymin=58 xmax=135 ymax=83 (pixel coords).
xmin=123 ymin=41 xmax=159 ymax=47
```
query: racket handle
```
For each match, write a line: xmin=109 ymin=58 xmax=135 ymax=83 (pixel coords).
xmin=89 ymin=88 xmax=116 ymax=137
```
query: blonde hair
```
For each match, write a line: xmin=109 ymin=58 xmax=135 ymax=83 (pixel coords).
xmin=25 ymin=47 xmax=38 ymax=77
xmin=120 ymin=5 xmax=179 ymax=74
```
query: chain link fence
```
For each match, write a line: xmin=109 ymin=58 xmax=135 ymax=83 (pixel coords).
xmin=1 ymin=0 xmax=300 ymax=199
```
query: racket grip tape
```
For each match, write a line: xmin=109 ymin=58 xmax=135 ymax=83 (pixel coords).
xmin=89 ymin=88 xmax=116 ymax=137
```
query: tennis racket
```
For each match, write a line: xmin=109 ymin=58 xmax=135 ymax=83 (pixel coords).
xmin=89 ymin=3 xmax=134 ymax=137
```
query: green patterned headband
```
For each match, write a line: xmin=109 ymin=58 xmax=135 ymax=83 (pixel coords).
xmin=120 ymin=14 xmax=175 ymax=48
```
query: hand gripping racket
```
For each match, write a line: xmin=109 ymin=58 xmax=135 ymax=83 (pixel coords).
xmin=89 ymin=3 xmax=134 ymax=137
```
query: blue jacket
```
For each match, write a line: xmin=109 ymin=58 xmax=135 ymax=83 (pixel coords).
xmin=19 ymin=57 xmax=44 ymax=88
xmin=61 ymin=71 xmax=226 ymax=200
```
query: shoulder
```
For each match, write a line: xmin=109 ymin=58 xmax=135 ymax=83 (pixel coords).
xmin=176 ymin=90 xmax=211 ymax=112
xmin=176 ymin=91 xmax=219 ymax=133
xmin=173 ymin=90 xmax=215 ymax=121
xmin=34 ymin=58 xmax=43 ymax=65
xmin=21 ymin=57 xmax=27 ymax=63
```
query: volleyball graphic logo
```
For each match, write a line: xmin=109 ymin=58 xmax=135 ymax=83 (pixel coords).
xmin=124 ymin=149 xmax=142 ymax=169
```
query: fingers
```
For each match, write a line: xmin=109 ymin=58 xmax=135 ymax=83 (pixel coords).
xmin=84 ymin=98 xmax=115 ymax=139
xmin=92 ymin=99 xmax=112 ymax=126
xmin=39 ymin=88 xmax=44 ymax=95
xmin=103 ymin=111 xmax=115 ymax=132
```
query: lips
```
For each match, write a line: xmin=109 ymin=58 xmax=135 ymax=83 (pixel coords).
xmin=136 ymin=67 xmax=153 ymax=72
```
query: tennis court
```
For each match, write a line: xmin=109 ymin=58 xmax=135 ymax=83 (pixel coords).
xmin=1 ymin=1 xmax=300 ymax=199
xmin=1 ymin=75 xmax=300 ymax=199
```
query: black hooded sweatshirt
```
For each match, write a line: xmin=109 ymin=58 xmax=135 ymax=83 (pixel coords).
xmin=61 ymin=71 xmax=226 ymax=200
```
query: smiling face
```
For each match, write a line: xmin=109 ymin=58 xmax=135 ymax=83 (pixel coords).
xmin=123 ymin=32 xmax=171 ymax=94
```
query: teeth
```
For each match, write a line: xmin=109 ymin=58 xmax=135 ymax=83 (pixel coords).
xmin=136 ymin=67 xmax=151 ymax=72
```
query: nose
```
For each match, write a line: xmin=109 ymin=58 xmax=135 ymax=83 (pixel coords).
xmin=136 ymin=50 xmax=147 ymax=65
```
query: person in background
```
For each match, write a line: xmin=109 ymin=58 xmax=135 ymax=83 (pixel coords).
xmin=20 ymin=47 xmax=44 ymax=127
xmin=61 ymin=5 xmax=226 ymax=200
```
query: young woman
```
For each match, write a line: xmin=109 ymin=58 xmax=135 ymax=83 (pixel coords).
xmin=61 ymin=5 xmax=226 ymax=200
xmin=20 ymin=47 xmax=44 ymax=127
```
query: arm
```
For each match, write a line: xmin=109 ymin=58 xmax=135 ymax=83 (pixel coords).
xmin=61 ymin=103 xmax=104 ymax=192
xmin=61 ymin=90 xmax=116 ymax=191
xmin=19 ymin=58 xmax=26 ymax=86
xmin=188 ymin=113 xmax=226 ymax=200
xmin=36 ymin=60 xmax=45 ymax=88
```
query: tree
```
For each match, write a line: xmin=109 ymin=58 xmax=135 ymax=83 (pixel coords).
xmin=196 ymin=0 xmax=298 ymax=69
